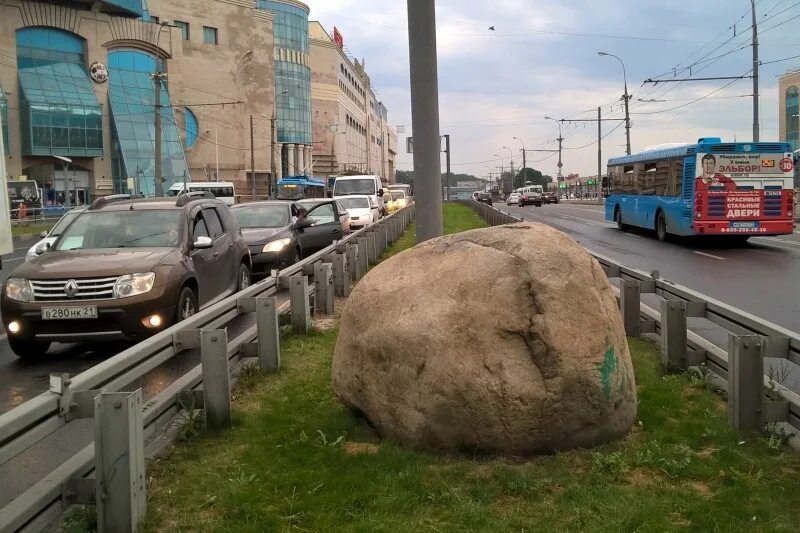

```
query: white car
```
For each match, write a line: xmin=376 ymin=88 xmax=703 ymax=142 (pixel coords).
xmin=336 ymin=195 xmax=380 ymax=229
xmin=506 ymin=192 xmax=521 ymax=205
xmin=26 ymin=206 xmax=87 ymax=262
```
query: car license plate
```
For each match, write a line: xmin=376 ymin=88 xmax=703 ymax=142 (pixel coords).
xmin=730 ymin=221 xmax=758 ymax=229
xmin=41 ymin=306 xmax=98 ymax=320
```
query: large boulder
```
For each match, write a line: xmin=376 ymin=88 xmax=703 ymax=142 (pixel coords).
xmin=332 ymin=222 xmax=637 ymax=455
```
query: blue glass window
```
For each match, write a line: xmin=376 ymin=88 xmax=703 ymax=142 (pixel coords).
xmin=175 ymin=21 xmax=190 ymax=41
xmin=108 ymin=49 xmax=189 ymax=195
xmin=104 ymin=0 xmax=144 ymax=17
xmin=184 ymin=107 xmax=198 ymax=148
xmin=257 ymin=1 xmax=309 ymax=53
xmin=203 ymin=26 xmax=218 ymax=45
xmin=786 ymin=86 xmax=799 ymax=152
xmin=16 ymin=27 xmax=103 ymax=157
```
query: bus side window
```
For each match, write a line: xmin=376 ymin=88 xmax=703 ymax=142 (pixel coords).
xmin=668 ymin=159 xmax=684 ymax=197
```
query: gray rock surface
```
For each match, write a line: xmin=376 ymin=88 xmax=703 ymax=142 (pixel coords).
xmin=333 ymin=223 xmax=637 ymax=455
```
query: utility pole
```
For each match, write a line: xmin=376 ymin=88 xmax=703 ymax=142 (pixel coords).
xmin=623 ymin=79 xmax=631 ymax=155
xmin=250 ymin=114 xmax=256 ymax=201
xmin=444 ymin=134 xmax=451 ymax=201
xmin=407 ymin=0 xmax=442 ymax=241
xmin=598 ymin=107 xmax=602 ymax=197
xmin=751 ymin=0 xmax=760 ymax=141
xmin=153 ymin=72 xmax=165 ymax=196
xmin=215 ymin=126 xmax=220 ymax=181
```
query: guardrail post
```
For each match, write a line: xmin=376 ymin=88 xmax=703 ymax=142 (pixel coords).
xmin=366 ymin=229 xmax=378 ymax=264
xmin=256 ymin=295 xmax=280 ymax=372
xmin=357 ymin=236 xmax=369 ymax=277
xmin=660 ymin=299 xmax=687 ymax=372
xmin=378 ymin=223 xmax=388 ymax=253
xmin=333 ymin=252 xmax=349 ymax=297
xmin=728 ymin=334 xmax=764 ymax=432
xmin=94 ymin=390 xmax=145 ymax=533
xmin=620 ymin=279 xmax=641 ymax=337
xmin=314 ymin=262 xmax=334 ymax=315
xmin=290 ymin=275 xmax=311 ymax=333
xmin=200 ymin=329 xmax=231 ymax=431
xmin=346 ymin=243 xmax=360 ymax=282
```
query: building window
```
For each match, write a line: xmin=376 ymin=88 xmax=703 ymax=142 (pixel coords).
xmin=203 ymin=26 xmax=218 ymax=45
xmin=15 ymin=27 xmax=103 ymax=157
xmin=786 ymin=86 xmax=799 ymax=152
xmin=150 ymin=16 xmax=159 ymax=24
xmin=175 ymin=21 xmax=190 ymax=41
xmin=184 ymin=107 xmax=199 ymax=148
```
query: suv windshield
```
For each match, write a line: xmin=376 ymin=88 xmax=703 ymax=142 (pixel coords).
xmin=334 ymin=179 xmax=374 ymax=196
xmin=338 ymin=197 xmax=370 ymax=209
xmin=232 ymin=204 xmax=290 ymax=228
xmin=56 ymin=210 xmax=184 ymax=250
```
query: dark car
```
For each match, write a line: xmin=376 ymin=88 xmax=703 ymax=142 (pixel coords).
xmin=2 ymin=194 xmax=251 ymax=359
xmin=519 ymin=192 xmax=542 ymax=207
xmin=542 ymin=191 xmax=559 ymax=204
xmin=476 ymin=192 xmax=493 ymax=206
xmin=231 ymin=200 xmax=350 ymax=279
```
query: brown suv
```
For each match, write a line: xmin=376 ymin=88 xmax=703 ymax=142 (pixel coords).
xmin=2 ymin=193 xmax=251 ymax=359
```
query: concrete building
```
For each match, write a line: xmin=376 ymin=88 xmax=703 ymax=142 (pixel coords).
xmin=779 ymin=70 xmax=799 ymax=152
xmin=309 ymin=22 xmax=396 ymax=184
xmin=0 ymin=0 xmax=311 ymax=202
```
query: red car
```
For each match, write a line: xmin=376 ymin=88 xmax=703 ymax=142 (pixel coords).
xmin=519 ymin=192 xmax=542 ymax=207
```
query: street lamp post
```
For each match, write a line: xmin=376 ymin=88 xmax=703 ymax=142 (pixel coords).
xmin=598 ymin=51 xmax=631 ymax=155
xmin=261 ymin=89 xmax=288 ymax=198
xmin=513 ymin=136 xmax=526 ymax=190
xmin=544 ymin=116 xmax=564 ymax=180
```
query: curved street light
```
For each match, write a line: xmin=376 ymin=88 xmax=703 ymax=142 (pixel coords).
xmin=598 ymin=51 xmax=631 ymax=155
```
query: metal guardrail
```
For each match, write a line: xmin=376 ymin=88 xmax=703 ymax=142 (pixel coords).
xmin=463 ymin=200 xmax=800 ymax=435
xmin=0 ymin=205 xmax=415 ymax=532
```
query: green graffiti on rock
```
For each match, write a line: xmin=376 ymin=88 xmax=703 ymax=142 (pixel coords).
xmin=598 ymin=345 xmax=617 ymax=399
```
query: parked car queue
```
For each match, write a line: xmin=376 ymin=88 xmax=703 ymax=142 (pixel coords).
xmin=2 ymin=192 xmax=394 ymax=360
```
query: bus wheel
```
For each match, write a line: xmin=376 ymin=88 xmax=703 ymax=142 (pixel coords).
xmin=656 ymin=211 xmax=667 ymax=242
xmin=614 ymin=207 xmax=625 ymax=231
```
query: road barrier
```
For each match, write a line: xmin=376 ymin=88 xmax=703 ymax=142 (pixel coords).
xmin=463 ymin=200 xmax=800 ymax=437
xmin=0 ymin=205 xmax=415 ymax=532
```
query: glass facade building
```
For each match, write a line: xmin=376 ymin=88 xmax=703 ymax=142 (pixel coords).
xmin=16 ymin=27 xmax=103 ymax=157
xmin=786 ymin=86 xmax=799 ymax=152
xmin=107 ymin=49 xmax=188 ymax=195
xmin=0 ymin=88 xmax=8 ymax=155
xmin=258 ymin=1 xmax=312 ymax=146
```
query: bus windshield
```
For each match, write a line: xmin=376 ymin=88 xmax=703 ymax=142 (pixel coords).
xmin=276 ymin=183 xmax=325 ymax=201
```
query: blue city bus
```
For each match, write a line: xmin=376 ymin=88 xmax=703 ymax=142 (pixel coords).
xmin=605 ymin=137 xmax=795 ymax=241
xmin=276 ymin=176 xmax=326 ymax=201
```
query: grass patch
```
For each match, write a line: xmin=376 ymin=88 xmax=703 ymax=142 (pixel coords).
xmin=142 ymin=204 xmax=800 ymax=530
xmin=144 ymin=335 xmax=800 ymax=532
xmin=382 ymin=202 xmax=487 ymax=260
xmin=11 ymin=223 xmax=53 ymax=237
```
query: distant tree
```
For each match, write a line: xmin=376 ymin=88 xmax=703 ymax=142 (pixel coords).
xmin=514 ymin=168 xmax=554 ymax=190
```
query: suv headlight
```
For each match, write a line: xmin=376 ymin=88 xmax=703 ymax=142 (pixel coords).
xmin=5 ymin=278 xmax=33 ymax=302
xmin=263 ymin=238 xmax=291 ymax=253
xmin=114 ymin=273 xmax=156 ymax=299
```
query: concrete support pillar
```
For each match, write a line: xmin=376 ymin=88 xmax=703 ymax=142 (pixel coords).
xmin=287 ymin=144 xmax=296 ymax=176
xmin=297 ymin=145 xmax=306 ymax=176
xmin=305 ymin=146 xmax=313 ymax=175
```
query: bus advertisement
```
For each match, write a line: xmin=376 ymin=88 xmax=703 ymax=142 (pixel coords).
xmin=605 ymin=138 xmax=794 ymax=242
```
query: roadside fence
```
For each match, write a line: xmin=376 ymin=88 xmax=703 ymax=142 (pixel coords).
xmin=0 ymin=205 xmax=415 ymax=532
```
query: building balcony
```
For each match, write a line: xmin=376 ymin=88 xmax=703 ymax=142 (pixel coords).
xmin=48 ymin=0 xmax=144 ymax=18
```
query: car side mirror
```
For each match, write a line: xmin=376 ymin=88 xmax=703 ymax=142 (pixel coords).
xmin=35 ymin=242 xmax=50 ymax=255
xmin=193 ymin=236 xmax=213 ymax=250
xmin=39 ymin=231 xmax=48 ymax=238
xmin=377 ymin=189 xmax=384 ymax=197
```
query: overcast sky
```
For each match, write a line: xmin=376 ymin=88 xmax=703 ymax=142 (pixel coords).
xmin=310 ymin=0 xmax=797 ymax=179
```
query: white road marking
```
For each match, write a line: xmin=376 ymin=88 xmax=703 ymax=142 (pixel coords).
xmin=693 ymin=251 xmax=726 ymax=260
xmin=2 ymin=257 xmax=26 ymax=264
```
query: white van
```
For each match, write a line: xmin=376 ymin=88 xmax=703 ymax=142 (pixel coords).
xmin=166 ymin=181 xmax=236 ymax=205
xmin=332 ymin=175 xmax=385 ymax=216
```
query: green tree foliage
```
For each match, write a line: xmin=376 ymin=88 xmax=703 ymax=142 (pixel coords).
xmin=514 ymin=168 xmax=554 ymax=190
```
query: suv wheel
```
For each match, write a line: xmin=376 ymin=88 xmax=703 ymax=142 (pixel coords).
xmin=9 ymin=338 xmax=51 ymax=360
xmin=238 ymin=263 xmax=251 ymax=291
xmin=176 ymin=286 xmax=198 ymax=322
